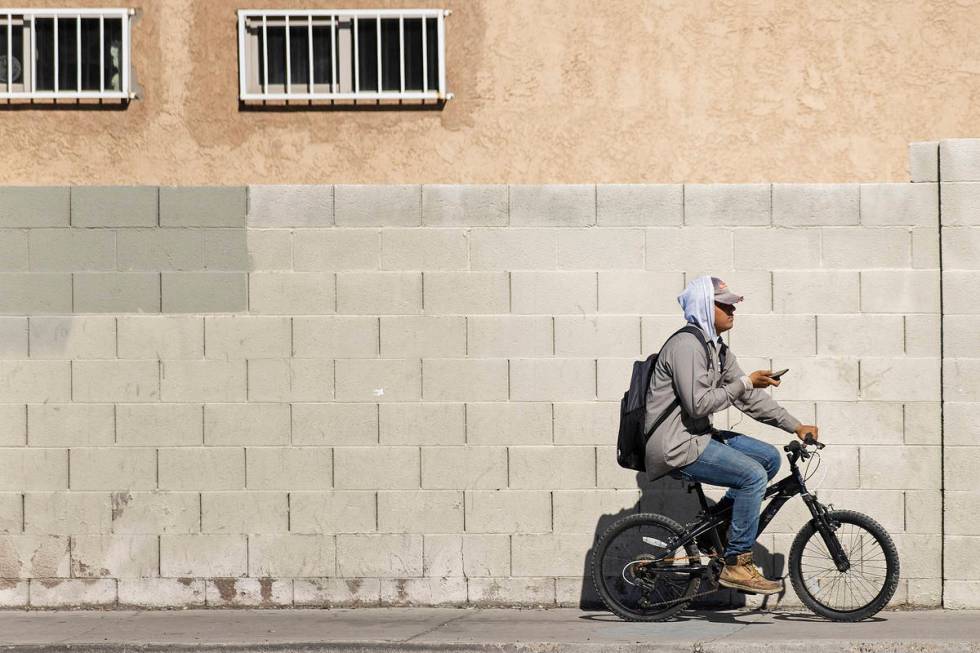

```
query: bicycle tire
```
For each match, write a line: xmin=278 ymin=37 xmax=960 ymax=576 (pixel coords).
xmin=591 ymin=512 xmax=701 ymax=622
xmin=788 ymin=509 xmax=900 ymax=622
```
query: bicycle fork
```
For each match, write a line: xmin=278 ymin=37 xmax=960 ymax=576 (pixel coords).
xmin=801 ymin=493 xmax=851 ymax=573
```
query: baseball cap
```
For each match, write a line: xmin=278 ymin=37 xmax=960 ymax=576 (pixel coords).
xmin=712 ymin=277 xmax=743 ymax=304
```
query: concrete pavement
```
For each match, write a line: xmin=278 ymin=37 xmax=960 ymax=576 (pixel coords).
xmin=0 ymin=607 xmax=978 ymax=652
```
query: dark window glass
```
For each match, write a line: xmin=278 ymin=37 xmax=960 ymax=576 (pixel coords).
xmin=311 ymin=25 xmax=333 ymax=86
xmin=35 ymin=18 xmax=53 ymax=90
xmin=258 ymin=25 xmax=286 ymax=86
xmin=80 ymin=18 xmax=100 ymax=90
xmin=0 ymin=21 xmax=24 ymax=85
xmin=402 ymin=18 xmax=423 ymax=91
xmin=103 ymin=18 xmax=122 ymax=91
xmin=288 ymin=24 xmax=308 ymax=86
xmin=356 ymin=17 xmax=377 ymax=91
xmin=380 ymin=18 xmax=400 ymax=91
xmin=425 ymin=17 xmax=437 ymax=91
xmin=57 ymin=17 xmax=77 ymax=91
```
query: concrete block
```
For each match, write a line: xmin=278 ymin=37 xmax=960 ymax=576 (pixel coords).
xmin=595 ymin=358 xmax=636 ymax=401
xmin=29 ymin=316 xmax=115 ymax=359
xmin=860 ymin=445 xmax=940 ymax=489
xmin=815 ymin=315 xmax=903 ymax=356
xmin=333 ymin=447 xmax=420 ymax=489
xmin=943 ymin=226 xmax=980 ymax=269
xmin=160 ymin=187 xmax=246 ymax=227
xmin=510 ymin=358 xmax=595 ymax=401
xmin=512 ymin=533 xmax=594 ymax=576
xmin=336 ymin=533 xmax=422 ymax=576
xmin=597 ymin=184 xmax=683 ymax=226
xmin=904 ymin=489 xmax=942 ymax=534
xmin=641 ymin=316 xmax=696 ymax=353
xmin=71 ymin=186 xmax=158 ymax=227
xmin=945 ymin=580 xmax=980 ymax=608
xmin=245 ymin=447 xmax=332 ymax=490
xmin=293 ymin=577 xmax=380 ymax=606
xmin=0 ymin=535 xmax=68 ymax=577
xmin=249 ymin=534 xmax=335 ymax=577
xmin=118 ymin=578 xmax=205 ymax=608
xmin=467 ymin=316 xmax=553 ymax=358
xmin=645 ymin=227 xmax=733 ymax=271
xmin=466 ymin=402 xmax=552 ymax=445
xmin=423 ymin=271 xmax=510 ymax=314
xmin=247 ymin=359 xmax=333 ymax=402
xmin=204 ymin=316 xmax=291 ymax=359
xmin=861 ymin=183 xmax=939 ymax=227
xmin=945 ymin=491 xmax=980 ymax=535
xmin=422 ymin=359 xmax=508 ymax=401
xmin=382 ymin=229 xmax=468 ymax=271
xmin=557 ymin=228 xmax=644 ymax=269
xmin=24 ymin=492 xmax=111 ymax=534
xmin=772 ymin=270 xmax=859 ymax=313
xmin=726 ymin=314 xmax=815 ymax=357
xmin=28 ymin=229 xmax=114 ymax=271
xmin=248 ymin=185 xmax=334 ymax=227
xmin=335 ymin=184 xmax=421 ymax=227
xmin=292 ymin=403 xmax=378 ymax=446
xmin=891 ymin=533 xmax=941 ymax=579
xmin=293 ymin=229 xmax=379 ymax=271
xmin=162 ymin=272 xmax=248 ymax=313
xmin=948 ymin=538 xmax=980 ymax=579
xmin=379 ymin=403 xmax=465 ymax=445
xmin=72 ymin=360 xmax=159 ymax=403
xmin=289 ymin=491 xmax=377 ymax=534
xmin=462 ymin=534 xmax=511 ymax=577
xmin=73 ymin=272 xmax=158 ymax=313
xmin=904 ymin=402 xmax=942 ymax=445
xmin=553 ymin=490 xmax=639 ymax=532
xmin=117 ymin=403 xmax=203 ymax=446
xmin=205 ymin=492 xmax=287 ymax=534
xmin=161 ymin=360 xmax=246 ymax=402
xmin=0 ymin=187 xmax=69 ymax=227
xmin=860 ymin=358 xmax=940 ymax=402
xmin=0 ymin=493 xmax=21 ymax=532
xmin=0 ymin=229 xmax=27 ymax=271
xmin=0 ymin=317 xmax=27 ymax=358
xmin=554 ymin=316 xmax=640 ymax=357
xmin=71 ymin=534 xmax=157 ymax=577
xmin=940 ymin=139 xmax=980 ymax=182
xmin=336 ymin=358 xmax=420 ymax=402
xmin=109 ymin=491 xmax=200 ymax=534
xmin=27 ymin=404 xmax=114 ymax=446
xmin=684 ymin=184 xmax=770 ymax=226
xmin=205 ymin=403 xmax=290 ymax=446
xmin=509 ymin=184 xmax=595 ymax=227
xmin=422 ymin=185 xmax=508 ymax=227
xmin=772 ymin=183 xmax=859 ymax=226
xmin=380 ymin=316 xmax=465 ymax=357
xmin=293 ymin=316 xmax=378 ymax=358
xmin=511 ymin=271 xmax=595 ymax=314
xmin=597 ymin=271 xmax=683 ymax=314
xmin=821 ymin=227 xmax=911 ymax=268
xmin=767 ymin=357 xmax=858 ymax=401
xmin=463 ymin=490 xmax=552 ymax=533
xmin=467 ymin=577 xmax=555 ymax=605
xmin=29 ymin=579 xmax=115 ymax=607
xmin=944 ymin=358 xmax=980 ymax=402
xmin=336 ymin=272 xmax=421 ymax=315
xmin=378 ymin=491 xmax=464 ymax=533
xmin=204 ymin=578 xmax=292 ymax=607
xmin=908 ymin=142 xmax=939 ymax=183
xmin=203 ymin=229 xmax=248 ymax=270
xmin=116 ymin=228 xmax=203 ymax=271
xmin=944 ymin=270 xmax=980 ymax=313
xmin=554 ymin=402 xmax=619 ymax=445
xmin=861 ymin=270 xmax=940 ymax=313
xmin=944 ymin=402 xmax=980 ymax=446
xmin=246 ymin=229 xmax=292 ymax=270
xmin=0 ymin=404 xmax=25 ymax=446
xmin=556 ymin=576 xmax=602 ymax=608
xmin=381 ymin=577 xmax=468 ymax=605
xmin=70 ymin=448 xmax=156 ymax=491
xmin=421 ymin=446 xmax=507 ymax=490
xmin=469 ymin=228 xmax=557 ymax=270
xmin=509 ymin=446 xmax=596 ymax=490
xmin=946 ymin=314 xmax=980 ymax=357
xmin=422 ymin=534 xmax=463 ymax=577
xmin=160 ymin=534 xmax=246 ymax=577
xmin=249 ymin=272 xmax=335 ymax=314
xmin=159 ymin=448 xmax=245 ymax=491
xmin=118 ymin=316 xmax=203 ymax=359
xmin=0 ymin=273 xmax=72 ymax=313
xmin=815 ymin=401 xmax=903 ymax=445
xmin=912 ymin=227 xmax=940 ymax=268
xmin=940 ymin=182 xmax=980 ymax=225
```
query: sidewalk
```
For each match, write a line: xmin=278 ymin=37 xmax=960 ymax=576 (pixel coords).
xmin=0 ymin=607 xmax=978 ymax=652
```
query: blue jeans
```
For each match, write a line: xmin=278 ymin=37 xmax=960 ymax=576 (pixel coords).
xmin=673 ymin=431 xmax=781 ymax=557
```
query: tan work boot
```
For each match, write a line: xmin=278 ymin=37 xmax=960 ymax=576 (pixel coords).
xmin=718 ymin=552 xmax=782 ymax=595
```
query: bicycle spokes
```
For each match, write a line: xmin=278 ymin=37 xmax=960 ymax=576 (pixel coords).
xmin=798 ymin=522 xmax=889 ymax=612
xmin=599 ymin=521 xmax=695 ymax=611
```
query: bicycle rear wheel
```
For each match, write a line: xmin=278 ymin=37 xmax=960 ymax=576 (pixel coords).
xmin=788 ymin=509 xmax=900 ymax=621
xmin=591 ymin=512 xmax=702 ymax=622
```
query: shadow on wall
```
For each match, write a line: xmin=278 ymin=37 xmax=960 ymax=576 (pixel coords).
xmin=579 ymin=472 xmax=784 ymax=613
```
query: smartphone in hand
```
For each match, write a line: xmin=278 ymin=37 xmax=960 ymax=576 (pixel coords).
xmin=770 ymin=368 xmax=789 ymax=381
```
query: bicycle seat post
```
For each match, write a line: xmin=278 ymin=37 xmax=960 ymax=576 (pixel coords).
xmin=687 ymin=482 xmax=709 ymax=510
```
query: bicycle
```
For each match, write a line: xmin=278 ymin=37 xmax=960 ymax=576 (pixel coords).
xmin=591 ymin=436 xmax=900 ymax=622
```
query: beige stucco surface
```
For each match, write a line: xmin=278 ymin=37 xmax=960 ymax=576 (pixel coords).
xmin=3 ymin=0 xmax=980 ymax=184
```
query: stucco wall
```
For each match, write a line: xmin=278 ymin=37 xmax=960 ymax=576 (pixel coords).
xmin=3 ymin=0 xmax=980 ymax=185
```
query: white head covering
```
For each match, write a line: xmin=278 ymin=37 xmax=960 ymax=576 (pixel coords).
xmin=677 ymin=275 xmax=719 ymax=343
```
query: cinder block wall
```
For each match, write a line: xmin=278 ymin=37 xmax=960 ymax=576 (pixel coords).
xmin=0 ymin=140 xmax=971 ymax=608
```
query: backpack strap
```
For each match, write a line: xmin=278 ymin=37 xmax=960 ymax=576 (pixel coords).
xmin=642 ymin=324 xmax=717 ymax=441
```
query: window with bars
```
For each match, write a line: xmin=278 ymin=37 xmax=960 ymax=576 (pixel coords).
xmin=237 ymin=9 xmax=451 ymax=103
xmin=0 ymin=8 xmax=133 ymax=100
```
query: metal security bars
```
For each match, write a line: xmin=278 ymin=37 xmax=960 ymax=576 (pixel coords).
xmin=237 ymin=9 xmax=451 ymax=103
xmin=0 ymin=8 xmax=133 ymax=100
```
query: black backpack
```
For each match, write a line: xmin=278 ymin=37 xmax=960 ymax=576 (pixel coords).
xmin=616 ymin=324 xmax=725 ymax=472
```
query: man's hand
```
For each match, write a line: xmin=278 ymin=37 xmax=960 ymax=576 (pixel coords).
xmin=749 ymin=370 xmax=780 ymax=388
xmin=795 ymin=424 xmax=819 ymax=442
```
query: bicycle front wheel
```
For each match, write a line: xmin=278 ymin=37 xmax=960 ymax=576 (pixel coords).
xmin=789 ymin=509 xmax=900 ymax=621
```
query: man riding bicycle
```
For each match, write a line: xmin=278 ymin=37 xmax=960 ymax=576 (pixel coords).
xmin=644 ymin=275 xmax=819 ymax=595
